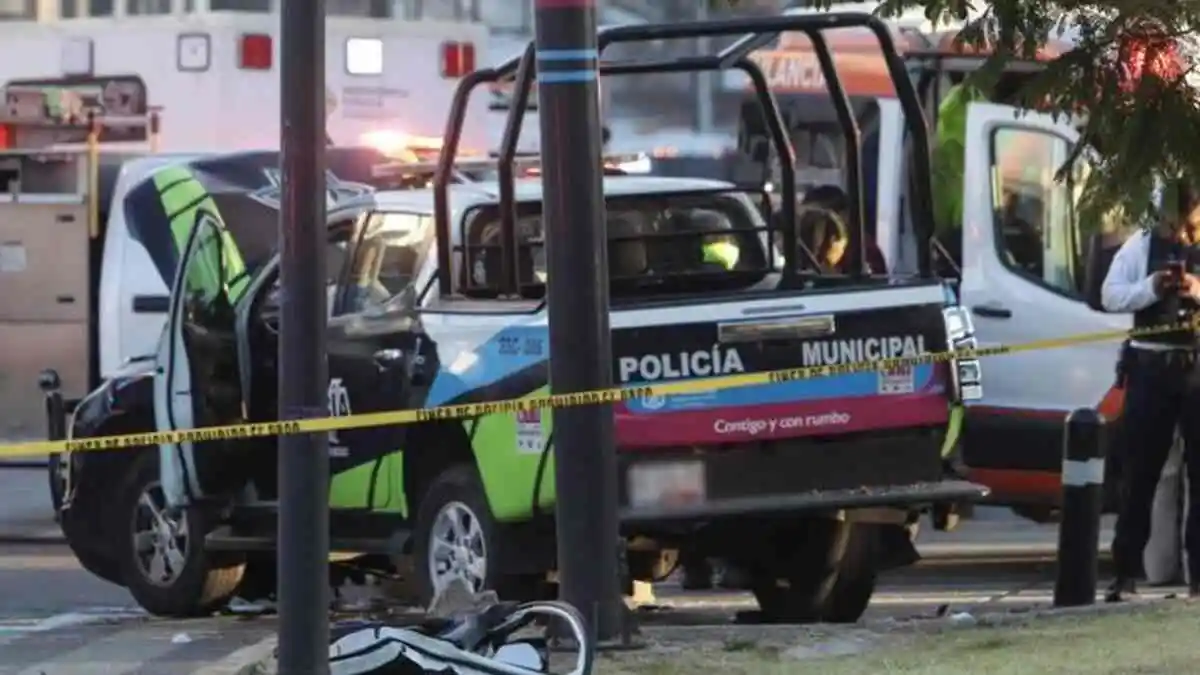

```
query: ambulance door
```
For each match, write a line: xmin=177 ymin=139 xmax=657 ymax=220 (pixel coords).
xmin=957 ymin=102 xmax=1129 ymax=486
xmin=154 ymin=211 xmax=247 ymax=507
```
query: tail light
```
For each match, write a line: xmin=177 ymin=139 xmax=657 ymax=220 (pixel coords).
xmin=441 ymin=42 xmax=476 ymax=78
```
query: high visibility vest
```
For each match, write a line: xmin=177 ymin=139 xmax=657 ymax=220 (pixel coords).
xmin=702 ymin=240 xmax=740 ymax=269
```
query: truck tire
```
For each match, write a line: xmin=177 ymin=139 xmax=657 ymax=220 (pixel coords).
xmin=820 ymin=525 xmax=879 ymax=623
xmin=114 ymin=453 xmax=244 ymax=617
xmin=750 ymin=520 xmax=877 ymax=624
xmin=412 ymin=464 xmax=541 ymax=608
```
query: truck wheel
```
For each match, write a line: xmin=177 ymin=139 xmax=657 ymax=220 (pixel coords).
xmin=750 ymin=520 xmax=877 ymax=624
xmin=412 ymin=465 xmax=541 ymax=607
xmin=114 ymin=453 xmax=244 ymax=617
xmin=820 ymin=524 xmax=879 ymax=623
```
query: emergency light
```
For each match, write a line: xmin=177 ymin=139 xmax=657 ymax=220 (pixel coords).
xmin=239 ymin=33 xmax=273 ymax=71
xmin=440 ymin=41 xmax=475 ymax=78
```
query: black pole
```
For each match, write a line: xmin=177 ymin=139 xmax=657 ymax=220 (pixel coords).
xmin=277 ymin=0 xmax=329 ymax=670
xmin=534 ymin=0 xmax=623 ymax=642
xmin=1054 ymin=408 xmax=1106 ymax=608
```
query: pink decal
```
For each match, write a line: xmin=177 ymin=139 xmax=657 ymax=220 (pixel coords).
xmin=614 ymin=393 xmax=948 ymax=449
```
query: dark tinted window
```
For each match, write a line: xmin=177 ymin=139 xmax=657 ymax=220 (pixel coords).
xmin=463 ymin=192 xmax=770 ymax=299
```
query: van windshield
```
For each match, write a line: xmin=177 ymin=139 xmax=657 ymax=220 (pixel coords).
xmin=461 ymin=191 xmax=772 ymax=299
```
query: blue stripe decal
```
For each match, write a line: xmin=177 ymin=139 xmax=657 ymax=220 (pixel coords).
xmin=425 ymin=326 xmax=551 ymax=406
xmin=538 ymin=70 xmax=597 ymax=83
xmin=536 ymin=49 xmax=598 ymax=61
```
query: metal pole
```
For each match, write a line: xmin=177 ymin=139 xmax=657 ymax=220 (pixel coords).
xmin=277 ymin=0 xmax=329 ymax=669
xmin=534 ymin=0 xmax=624 ymax=643
xmin=1054 ymin=408 xmax=1106 ymax=607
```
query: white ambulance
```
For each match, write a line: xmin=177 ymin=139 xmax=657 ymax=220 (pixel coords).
xmin=0 ymin=1 xmax=490 ymax=152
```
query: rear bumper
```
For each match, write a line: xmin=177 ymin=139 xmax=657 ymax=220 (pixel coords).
xmin=617 ymin=426 xmax=987 ymax=524
xmin=620 ymin=479 xmax=987 ymax=524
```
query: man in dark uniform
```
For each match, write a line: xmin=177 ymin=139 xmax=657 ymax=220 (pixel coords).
xmin=1102 ymin=180 xmax=1200 ymax=601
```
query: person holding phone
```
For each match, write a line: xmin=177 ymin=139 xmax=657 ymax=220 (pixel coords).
xmin=1101 ymin=179 xmax=1200 ymax=601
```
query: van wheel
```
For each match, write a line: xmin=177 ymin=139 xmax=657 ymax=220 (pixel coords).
xmin=412 ymin=465 xmax=541 ymax=608
xmin=115 ymin=453 xmax=244 ymax=617
xmin=750 ymin=520 xmax=877 ymax=624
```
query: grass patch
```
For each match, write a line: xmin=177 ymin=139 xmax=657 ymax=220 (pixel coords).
xmin=598 ymin=603 xmax=1200 ymax=674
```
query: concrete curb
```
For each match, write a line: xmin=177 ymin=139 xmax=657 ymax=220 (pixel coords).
xmin=864 ymin=595 xmax=1174 ymax=635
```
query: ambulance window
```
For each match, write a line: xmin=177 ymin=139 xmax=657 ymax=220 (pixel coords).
xmin=209 ymin=0 xmax=269 ymax=10
xmin=327 ymin=0 xmax=390 ymax=17
xmin=63 ymin=0 xmax=113 ymax=15
xmin=0 ymin=0 xmax=33 ymax=19
xmin=990 ymin=127 xmax=1077 ymax=295
xmin=125 ymin=0 xmax=169 ymax=14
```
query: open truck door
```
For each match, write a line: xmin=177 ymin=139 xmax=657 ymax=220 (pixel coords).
xmin=957 ymin=102 xmax=1131 ymax=501
xmin=151 ymin=166 xmax=251 ymax=507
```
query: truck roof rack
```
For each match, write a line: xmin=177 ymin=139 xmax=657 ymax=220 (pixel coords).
xmin=369 ymin=151 xmax=647 ymax=185
xmin=431 ymin=12 xmax=936 ymax=297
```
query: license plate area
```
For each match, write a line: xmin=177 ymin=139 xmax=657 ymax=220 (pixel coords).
xmin=627 ymin=460 xmax=706 ymax=509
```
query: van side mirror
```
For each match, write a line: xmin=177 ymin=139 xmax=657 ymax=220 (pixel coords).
xmin=1082 ymin=232 xmax=1124 ymax=312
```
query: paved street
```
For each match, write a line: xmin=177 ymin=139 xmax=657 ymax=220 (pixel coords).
xmin=0 ymin=467 xmax=1167 ymax=672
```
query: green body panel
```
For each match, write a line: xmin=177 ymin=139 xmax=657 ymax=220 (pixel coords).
xmin=469 ymin=386 xmax=556 ymax=522
xmin=328 ymin=452 xmax=407 ymax=515
xmin=153 ymin=166 xmax=249 ymax=303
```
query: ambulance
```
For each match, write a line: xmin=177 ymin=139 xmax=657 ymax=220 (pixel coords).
xmin=734 ymin=3 xmax=1173 ymax=521
xmin=0 ymin=1 xmax=490 ymax=153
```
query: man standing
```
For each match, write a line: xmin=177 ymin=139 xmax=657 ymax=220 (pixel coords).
xmin=1102 ymin=181 xmax=1200 ymax=601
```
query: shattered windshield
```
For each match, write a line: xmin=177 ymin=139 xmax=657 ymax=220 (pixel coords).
xmin=462 ymin=191 xmax=771 ymax=299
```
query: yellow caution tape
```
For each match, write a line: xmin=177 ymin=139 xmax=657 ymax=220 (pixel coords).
xmin=0 ymin=318 xmax=1193 ymax=459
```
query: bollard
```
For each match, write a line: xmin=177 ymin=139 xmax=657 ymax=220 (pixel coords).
xmin=44 ymin=389 xmax=65 ymax=443
xmin=39 ymin=368 xmax=65 ymax=441
xmin=1054 ymin=407 xmax=1107 ymax=607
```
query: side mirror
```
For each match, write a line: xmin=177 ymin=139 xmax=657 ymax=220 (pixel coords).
xmin=1082 ymin=232 xmax=1124 ymax=312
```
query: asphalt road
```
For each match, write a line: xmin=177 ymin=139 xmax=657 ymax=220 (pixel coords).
xmin=0 ymin=467 xmax=1174 ymax=673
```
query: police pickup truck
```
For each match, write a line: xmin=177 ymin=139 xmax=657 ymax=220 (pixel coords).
xmin=55 ymin=13 xmax=986 ymax=623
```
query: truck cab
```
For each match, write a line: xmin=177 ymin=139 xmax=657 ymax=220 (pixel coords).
xmin=736 ymin=5 xmax=1143 ymax=519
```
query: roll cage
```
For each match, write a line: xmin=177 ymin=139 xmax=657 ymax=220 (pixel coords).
xmin=430 ymin=12 xmax=936 ymax=299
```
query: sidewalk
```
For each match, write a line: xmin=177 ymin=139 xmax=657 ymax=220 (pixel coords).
xmin=0 ymin=613 xmax=278 ymax=675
